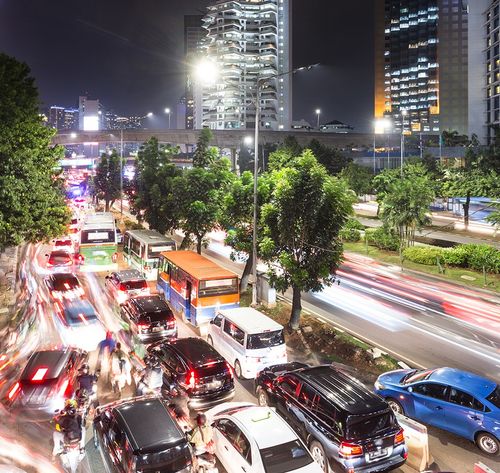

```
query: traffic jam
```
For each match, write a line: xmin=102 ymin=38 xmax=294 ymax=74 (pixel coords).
xmin=0 ymin=191 xmax=498 ymax=473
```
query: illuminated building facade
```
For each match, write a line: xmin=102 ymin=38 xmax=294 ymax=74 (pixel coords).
xmin=375 ymin=0 xmax=487 ymax=141
xmin=486 ymin=0 xmax=500 ymax=142
xmin=199 ymin=0 xmax=292 ymax=131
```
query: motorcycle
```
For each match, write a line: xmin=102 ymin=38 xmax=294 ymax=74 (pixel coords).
xmin=110 ymin=357 xmax=130 ymax=396
xmin=194 ymin=451 xmax=218 ymax=473
xmin=59 ymin=437 xmax=85 ymax=473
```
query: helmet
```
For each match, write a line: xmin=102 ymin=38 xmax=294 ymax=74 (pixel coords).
xmin=65 ymin=398 xmax=78 ymax=409
xmin=196 ymin=413 xmax=207 ymax=426
xmin=80 ymin=363 xmax=89 ymax=374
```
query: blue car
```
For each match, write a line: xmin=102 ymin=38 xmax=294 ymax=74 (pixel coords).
xmin=374 ymin=367 xmax=500 ymax=456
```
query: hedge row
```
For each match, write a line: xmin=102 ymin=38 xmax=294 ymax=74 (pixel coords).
xmin=365 ymin=227 xmax=400 ymax=251
xmin=402 ymin=244 xmax=500 ymax=273
xmin=339 ymin=218 xmax=364 ymax=242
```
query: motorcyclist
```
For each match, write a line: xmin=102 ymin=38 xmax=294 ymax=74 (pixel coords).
xmin=168 ymin=384 xmax=190 ymax=420
xmin=136 ymin=355 xmax=163 ymax=396
xmin=110 ymin=342 xmax=131 ymax=390
xmin=52 ymin=399 xmax=84 ymax=459
xmin=188 ymin=413 xmax=214 ymax=455
xmin=77 ymin=363 xmax=98 ymax=396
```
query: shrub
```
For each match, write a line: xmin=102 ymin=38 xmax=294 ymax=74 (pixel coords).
xmin=340 ymin=219 xmax=364 ymax=242
xmin=442 ymin=245 xmax=470 ymax=267
xmin=123 ymin=219 xmax=144 ymax=231
xmin=366 ymin=226 xmax=400 ymax=251
xmin=403 ymin=246 xmax=444 ymax=265
xmin=463 ymin=244 xmax=500 ymax=273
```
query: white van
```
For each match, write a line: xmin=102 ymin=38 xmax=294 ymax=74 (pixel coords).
xmin=207 ymin=307 xmax=287 ymax=379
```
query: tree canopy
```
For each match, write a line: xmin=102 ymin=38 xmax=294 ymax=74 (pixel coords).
xmin=260 ymin=149 xmax=354 ymax=329
xmin=0 ymin=53 xmax=69 ymax=251
xmin=94 ymin=150 xmax=122 ymax=212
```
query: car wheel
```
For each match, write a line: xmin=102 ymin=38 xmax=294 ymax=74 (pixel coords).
xmin=387 ymin=398 xmax=405 ymax=415
xmin=256 ymin=386 xmax=269 ymax=407
xmin=207 ymin=335 xmax=213 ymax=346
xmin=310 ymin=440 xmax=328 ymax=473
xmin=476 ymin=432 xmax=499 ymax=456
xmin=234 ymin=360 xmax=243 ymax=379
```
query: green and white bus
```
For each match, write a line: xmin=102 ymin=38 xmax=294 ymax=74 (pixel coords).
xmin=78 ymin=212 xmax=118 ymax=272
xmin=123 ymin=229 xmax=176 ymax=281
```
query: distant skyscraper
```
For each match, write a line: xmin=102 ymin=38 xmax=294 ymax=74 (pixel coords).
xmin=184 ymin=15 xmax=205 ymax=130
xmin=78 ymin=95 xmax=101 ymax=131
xmin=115 ymin=116 xmax=143 ymax=130
xmin=63 ymin=108 xmax=79 ymax=130
xmin=177 ymin=97 xmax=187 ymax=130
xmin=485 ymin=0 xmax=500 ymax=142
xmin=48 ymin=106 xmax=65 ymax=130
xmin=374 ymin=0 xmax=487 ymax=141
xmin=198 ymin=0 xmax=292 ymax=131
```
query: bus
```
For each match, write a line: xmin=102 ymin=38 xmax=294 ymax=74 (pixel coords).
xmin=157 ymin=250 xmax=239 ymax=327
xmin=78 ymin=212 xmax=118 ymax=272
xmin=123 ymin=229 xmax=177 ymax=281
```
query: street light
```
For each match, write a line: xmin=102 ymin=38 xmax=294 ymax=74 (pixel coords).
xmin=251 ymin=63 xmax=319 ymax=306
xmin=400 ymin=110 xmax=408 ymax=176
xmin=165 ymin=108 xmax=171 ymax=129
xmin=244 ymin=135 xmax=253 ymax=146
xmin=194 ymin=59 xmax=218 ymax=85
xmin=146 ymin=112 xmax=153 ymax=118
xmin=315 ymin=109 xmax=321 ymax=130
xmin=70 ymin=132 xmax=77 ymax=139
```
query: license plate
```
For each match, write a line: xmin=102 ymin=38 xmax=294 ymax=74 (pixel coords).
xmin=368 ymin=448 xmax=387 ymax=460
xmin=205 ymin=380 xmax=222 ymax=390
xmin=153 ymin=326 xmax=163 ymax=332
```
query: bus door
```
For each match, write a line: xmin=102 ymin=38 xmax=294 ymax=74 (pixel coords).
xmin=165 ymin=261 xmax=172 ymax=301
xmin=185 ymin=280 xmax=192 ymax=322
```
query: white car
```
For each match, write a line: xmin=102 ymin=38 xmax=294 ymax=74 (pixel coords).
xmin=205 ymin=403 xmax=323 ymax=473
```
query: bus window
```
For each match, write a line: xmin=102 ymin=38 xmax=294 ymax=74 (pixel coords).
xmin=199 ymin=278 xmax=238 ymax=297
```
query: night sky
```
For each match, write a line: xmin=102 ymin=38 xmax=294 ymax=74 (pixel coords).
xmin=0 ymin=0 xmax=373 ymax=131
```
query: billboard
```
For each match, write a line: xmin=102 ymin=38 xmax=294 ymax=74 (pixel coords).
xmin=83 ymin=115 xmax=99 ymax=131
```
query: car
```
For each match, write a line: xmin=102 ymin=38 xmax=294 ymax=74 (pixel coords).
xmin=256 ymin=363 xmax=407 ymax=473
xmin=148 ymin=337 xmax=235 ymax=410
xmin=45 ymin=250 xmax=74 ymax=271
xmin=5 ymin=348 xmax=87 ymax=420
xmin=93 ymin=396 xmax=194 ymax=473
xmin=68 ymin=217 xmax=80 ymax=235
xmin=54 ymin=299 xmax=106 ymax=351
xmin=120 ymin=295 xmax=177 ymax=342
xmin=45 ymin=272 xmax=84 ymax=301
xmin=205 ymin=402 xmax=323 ymax=473
xmin=208 ymin=307 xmax=287 ymax=379
xmin=374 ymin=367 xmax=500 ymax=456
xmin=52 ymin=238 xmax=75 ymax=254
xmin=105 ymin=269 xmax=149 ymax=304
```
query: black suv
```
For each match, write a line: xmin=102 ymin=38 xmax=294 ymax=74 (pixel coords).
xmin=93 ymin=396 xmax=193 ymax=473
xmin=255 ymin=363 xmax=407 ymax=473
xmin=121 ymin=295 xmax=177 ymax=343
xmin=148 ymin=337 xmax=234 ymax=410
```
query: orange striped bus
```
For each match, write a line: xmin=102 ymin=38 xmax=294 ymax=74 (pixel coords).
xmin=157 ymin=250 xmax=239 ymax=326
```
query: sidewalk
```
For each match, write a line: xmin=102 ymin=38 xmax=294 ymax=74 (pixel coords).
xmin=355 ymin=202 xmax=500 ymax=249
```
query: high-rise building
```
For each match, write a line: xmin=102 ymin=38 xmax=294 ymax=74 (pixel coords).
xmin=486 ymin=0 xmax=500 ymax=142
xmin=78 ymin=95 xmax=101 ymax=131
xmin=374 ymin=0 xmax=488 ymax=141
xmin=63 ymin=108 xmax=79 ymax=130
xmin=48 ymin=106 xmax=65 ymax=130
xmin=115 ymin=116 xmax=143 ymax=130
xmin=198 ymin=0 xmax=292 ymax=131
xmin=184 ymin=15 xmax=205 ymax=130
xmin=177 ymin=97 xmax=187 ymax=130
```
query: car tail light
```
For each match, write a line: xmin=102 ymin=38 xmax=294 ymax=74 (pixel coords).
xmin=166 ymin=319 xmax=176 ymax=329
xmin=339 ymin=442 xmax=363 ymax=457
xmin=59 ymin=379 xmax=70 ymax=396
xmin=77 ymin=254 xmax=84 ymax=264
xmin=394 ymin=428 xmax=405 ymax=445
xmin=7 ymin=382 xmax=20 ymax=400
xmin=225 ymin=361 xmax=234 ymax=378
xmin=137 ymin=323 xmax=149 ymax=333
xmin=187 ymin=370 xmax=196 ymax=389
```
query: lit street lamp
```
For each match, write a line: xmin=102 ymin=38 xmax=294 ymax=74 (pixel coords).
xmin=165 ymin=108 xmax=171 ymax=129
xmin=315 ymin=108 xmax=321 ymax=130
xmin=146 ymin=112 xmax=153 ymax=118
xmin=251 ymin=63 xmax=319 ymax=306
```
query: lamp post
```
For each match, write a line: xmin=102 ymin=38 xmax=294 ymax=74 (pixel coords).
xmin=251 ymin=64 xmax=319 ymax=306
xmin=400 ymin=110 xmax=407 ymax=177
xmin=165 ymin=108 xmax=171 ymax=129
xmin=315 ymin=109 xmax=321 ymax=130
xmin=120 ymin=128 xmax=124 ymax=217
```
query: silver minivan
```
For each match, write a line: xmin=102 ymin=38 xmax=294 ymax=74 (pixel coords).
xmin=207 ymin=307 xmax=287 ymax=379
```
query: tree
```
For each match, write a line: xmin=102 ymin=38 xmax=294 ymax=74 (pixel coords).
xmin=221 ymin=171 xmax=273 ymax=291
xmin=340 ymin=163 xmax=373 ymax=197
xmin=0 ymin=53 xmax=69 ymax=251
xmin=260 ymin=150 xmax=354 ymax=329
xmin=380 ymin=172 xmax=435 ymax=252
xmin=193 ymin=128 xmax=219 ymax=168
xmin=94 ymin=150 xmax=122 ymax=212
xmin=307 ymin=139 xmax=352 ymax=175
xmin=129 ymin=137 xmax=181 ymax=233
xmin=267 ymin=136 xmax=302 ymax=171
xmin=176 ymin=158 xmax=235 ymax=253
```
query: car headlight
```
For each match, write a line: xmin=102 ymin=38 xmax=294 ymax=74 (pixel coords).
xmin=374 ymin=380 xmax=386 ymax=391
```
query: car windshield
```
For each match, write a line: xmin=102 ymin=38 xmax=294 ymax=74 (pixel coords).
xmin=50 ymin=252 xmax=71 ymax=263
xmin=120 ymin=280 xmax=147 ymax=291
xmin=247 ymin=330 xmax=285 ymax=349
xmin=260 ymin=440 xmax=312 ymax=473
xmin=486 ymin=385 xmax=500 ymax=408
xmin=346 ymin=411 xmax=396 ymax=440
xmin=137 ymin=443 xmax=192 ymax=473
xmin=402 ymin=369 xmax=435 ymax=385
xmin=64 ymin=303 xmax=98 ymax=325
xmin=52 ymin=276 xmax=79 ymax=291
xmin=55 ymin=240 xmax=72 ymax=247
xmin=139 ymin=310 xmax=172 ymax=324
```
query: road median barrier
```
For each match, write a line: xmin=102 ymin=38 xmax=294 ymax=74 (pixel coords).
xmin=395 ymin=413 xmax=432 ymax=471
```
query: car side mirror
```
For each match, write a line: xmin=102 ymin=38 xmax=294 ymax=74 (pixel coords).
xmin=209 ymin=319 xmax=215 ymax=324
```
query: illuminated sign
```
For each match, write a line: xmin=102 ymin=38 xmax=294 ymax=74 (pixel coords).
xmin=83 ymin=116 xmax=99 ymax=131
